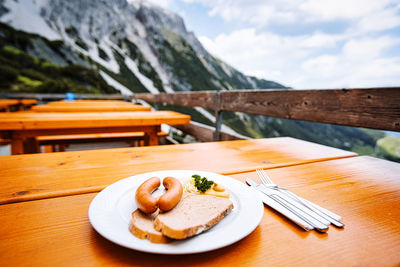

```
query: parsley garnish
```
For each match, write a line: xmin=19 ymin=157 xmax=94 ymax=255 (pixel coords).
xmin=192 ymin=174 xmax=214 ymax=193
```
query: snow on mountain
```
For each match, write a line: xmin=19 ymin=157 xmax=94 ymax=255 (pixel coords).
xmin=0 ymin=0 xmax=289 ymax=140
xmin=99 ymin=71 xmax=133 ymax=95
xmin=0 ymin=0 xmax=60 ymax=40
xmin=0 ymin=0 xmax=285 ymax=95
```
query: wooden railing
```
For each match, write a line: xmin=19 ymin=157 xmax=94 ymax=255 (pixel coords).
xmin=0 ymin=93 xmax=130 ymax=101
xmin=134 ymin=87 xmax=400 ymax=141
xmin=2 ymin=87 xmax=400 ymax=142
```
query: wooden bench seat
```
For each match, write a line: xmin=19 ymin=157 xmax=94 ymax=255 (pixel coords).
xmin=0 ymin=138 xmax=11 ymax=145
xmin=37 ymin=131 xmax=169 ymax=152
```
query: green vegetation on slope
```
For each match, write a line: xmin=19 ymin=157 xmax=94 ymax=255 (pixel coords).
xmin=0 ymin=22 xmax=117 ymax=94
xmin=98 ymin=49 xmax=148 ymax=93
xmin=121 ymin=38 xmax=165 ymax=92
xmin=208 ymin=57 xmax=287 ymax=90
xmin=158 ymin=29 xmax=222 ymax=91
xmin=377 ymin=136 xmax=400 ymax=162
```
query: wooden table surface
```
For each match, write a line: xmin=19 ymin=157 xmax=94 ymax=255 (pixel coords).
xmin=1 ymin=155 xmax=399 ymax=266
xmin=0 ymin=99 xmax=19 ymax=111
xmin=0 ymin=99 xmax=37 ymax=111
xmin=0 ymin=111 xmax=188 ymax=129
xmin=19 ymin=99 xmax=38 ymax=105
xmin=0 ymin=111 xmax=190 ymax=154
xmin=0 ymin=137 xmax=356 ymax=204
xmin=47 ymin=100 xmax=134 ymax=106
xmin=30 ymin=104 xmax=151 ymax=112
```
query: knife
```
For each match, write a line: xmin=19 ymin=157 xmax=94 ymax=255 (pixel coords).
xmin=277 ymin=188 xmax=345 ymax=228
xmin=246 ymin=178 xmax=314 ymax=231
xmin=246 ymin=178 xmax=329 ymax=232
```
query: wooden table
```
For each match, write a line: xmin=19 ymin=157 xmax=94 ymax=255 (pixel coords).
xmin=0 ymin=111 xmax=190 ymax=154
xmin=230 ymin=156 xmax=400 ymax=266
xmin=31 ymin=103 xmax=151 ymax=112
xmin=0 ymin=99 xmax=38 ymax=111
xmin=0 ymin=99 xmax=19 ymax=112
xmin=0 ymin=137 xmax=356 ymax=204
xmin=18 ymin=99 xmax=38 ymax=110
xmin=47 ymin=100 xmax=135 ymax=106
xmin=0 ymin=138 xmax=399 ymax=266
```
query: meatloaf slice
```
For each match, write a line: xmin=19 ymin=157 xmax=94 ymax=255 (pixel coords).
xmin=154 ymin=194 xmax=234 ymax=239
xmin=129 ymin=209 xmax=170 ymax=243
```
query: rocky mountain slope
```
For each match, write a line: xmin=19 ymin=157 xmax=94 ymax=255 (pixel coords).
xmin=0 ymin=0 xmax=285 ymax=95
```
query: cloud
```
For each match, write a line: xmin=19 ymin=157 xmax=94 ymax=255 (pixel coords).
xmin=187 ymin=0 xmax=400 ymax=88
xmin=300 ymin=36 xmax=400 ymax=88
xmin=152 ymin=0 xmax=400 ymax=88
xmin=182 ymin=0 xmax=299 ymax=28
xmin=141 ymin=0 xmax=174 ymax=8
xmin=182 ymin=0 xmax=400 ymax=31
xmin=200 ymin=29 xmax=400 ymax=89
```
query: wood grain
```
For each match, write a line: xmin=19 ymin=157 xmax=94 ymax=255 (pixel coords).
xmin=0 ymin=111 xmax=189 ymax=130
xmin=0 ymin=137 xmax=356 ymax=204
xmin=0 ymin=93 xmax=131 ymax=101
xmin=1 ymin=156 xmax=399 ymax=266
xmin=137 ymin=91 xmax=217 ymax=110
xmin=229 ymin=156 xmax=400 ymax=266
xmin=221 ymin=88 xmax=400 ymax=131
xmin=135 ymin=88 xmax=400 ymax=132
xmin=0 ymin=99 xmax=19 ymax=111
xmin=47 ymin=100 xmax=135 ymax=106
xmin=173 ymin=122 xmax=246 ymax=142
xmin=0 ymin=111 xmax=190 ymax=154
xmin=19 ymin=99 xmax=37 ymax=105
xmin=31 ymin=105 xmax=151 ymax=112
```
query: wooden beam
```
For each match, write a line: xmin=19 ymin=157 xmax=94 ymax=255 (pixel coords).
xmin=3 ymin=87 xmax=400 ymax=132
xmin=0 ymin=93 xmax=132 ymax=101
xmin=219 ymin=88 xmax=400 ymax=132
xmin=135 ymin=91 xmax=217 ymax=110
xmin=173 ymin=122 xmax=247 ymax=142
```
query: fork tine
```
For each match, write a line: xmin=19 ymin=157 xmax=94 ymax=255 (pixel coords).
xmin=262 ymin=170 xmax=273 ymax=184
xmin=256 ymin=168 xmax=268 ymax=185
xmin=257 ymin=168 xmax=273 ymax=185
xmin=256 ymin=169 xmax=262 ymax=182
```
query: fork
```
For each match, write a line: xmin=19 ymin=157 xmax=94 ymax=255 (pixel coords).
xmin=256 ymin=169 xmax=344 ymax=228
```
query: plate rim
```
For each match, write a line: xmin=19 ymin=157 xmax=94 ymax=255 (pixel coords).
xmin=88 ymin=169 xmax=264 ymax=254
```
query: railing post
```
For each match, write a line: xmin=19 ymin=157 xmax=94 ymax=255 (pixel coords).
xmin=213 ymin=91 xmax=222 ymax=141
xmin=154 ymin=94 xmax=159 ymax=110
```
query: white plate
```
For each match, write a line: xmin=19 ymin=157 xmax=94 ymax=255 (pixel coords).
xmin=88 ymin=170 xmax=264 ymax=254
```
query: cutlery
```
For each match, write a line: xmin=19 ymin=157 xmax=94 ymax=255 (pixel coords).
xmin=246 ymin=178 xmax=329 ymax=232
xmin=256 ymin=169 xmax=344 ymax=228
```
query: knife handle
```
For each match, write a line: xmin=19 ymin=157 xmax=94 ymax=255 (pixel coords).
xmin=272 ymin=194 xmax=329 ymax=233
xmin=257 ymin=191 xmax=314 ymax=231
xmin=282 ymin=190 xmax=344 ymax=228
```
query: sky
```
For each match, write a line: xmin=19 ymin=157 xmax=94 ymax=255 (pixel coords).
xmin=146 ymin=0 xmax=400 ymax=89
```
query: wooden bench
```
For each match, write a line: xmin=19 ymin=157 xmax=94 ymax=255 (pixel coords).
xmin=18 ymin=99 xmax=38 ymax=110
xmin=0 ymin=138 xmax=11 ymax=145
xmin=31 ymin=103 xmax=151 ymax=112
xmin=0 ymin=110 xmax=190 ymax=154
xmin=37 ymin=131 xmax=169 ymax=152
xmin=0 ymin=99 xmax=19 ymax=112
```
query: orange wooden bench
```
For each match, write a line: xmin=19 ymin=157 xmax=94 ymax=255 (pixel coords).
xmin=37 ymin=131 xmax=169 ymax=152
xmin=0 ymin=99 xmax=19 ymax=112
xmin=0 ymin=111 xmax=190 ymax=154
xmin=47 ymin=100 xmax=134 ymax=106
xmin=0 ymin=138 xmax=10 ymax=145
xmin=31 ymin=105 xmax=151 ymax=112
xmin=18 ymin=99 xmax=38 ymax=110
xmin=0 ymin=99 xmax=37 ymax=112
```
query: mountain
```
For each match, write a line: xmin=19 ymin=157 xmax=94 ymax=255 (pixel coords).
xmin=0 ymin=0 xmax=396 ymax=161
xmin=0 ymin=0 xmax=286 ymax=95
